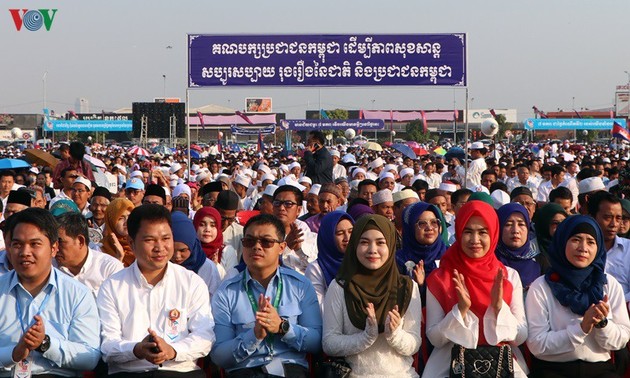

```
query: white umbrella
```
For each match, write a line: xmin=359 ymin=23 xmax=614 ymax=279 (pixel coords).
xmin=128 ymin=145 xmax=150 ymax=156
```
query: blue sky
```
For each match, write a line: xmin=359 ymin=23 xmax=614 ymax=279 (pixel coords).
xmin=2 ymin=0 xmax=629 ymax=120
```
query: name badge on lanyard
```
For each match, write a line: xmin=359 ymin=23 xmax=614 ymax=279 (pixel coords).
xmin=165 ymin=308 xmax=180 ymax=341
xmin=13 ymin=356 xmax=32 ymax=378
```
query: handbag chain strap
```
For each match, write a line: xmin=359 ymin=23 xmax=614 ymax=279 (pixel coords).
xmin=458 ymin=344 xmax=514 ymax=378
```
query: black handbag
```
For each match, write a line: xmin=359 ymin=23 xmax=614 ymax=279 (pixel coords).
xmin=319 ymin=357 xmax=352 ymax=378
xmin=449 ymin=344 xmax=514 ymax=378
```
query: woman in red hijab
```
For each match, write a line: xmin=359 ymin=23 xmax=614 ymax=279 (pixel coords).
xmin=193 ymin=206 xmax=237 ymax=276
xmin=422 ymin=200 xmax=529 ymax=377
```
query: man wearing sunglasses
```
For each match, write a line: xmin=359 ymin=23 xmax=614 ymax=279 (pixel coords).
xmin=272 ymin=185 xmax=317 ymax=274
xmin=211 ymin=214 xmax=321 ymax=378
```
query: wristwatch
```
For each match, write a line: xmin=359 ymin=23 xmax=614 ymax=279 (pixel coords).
xmin=36 ymin=335 xmax=50 ymax=353
xmin=278 ymin=318 xmax=290 ymax=335
xmin=595 ymin=318 xmax=608 ymax=329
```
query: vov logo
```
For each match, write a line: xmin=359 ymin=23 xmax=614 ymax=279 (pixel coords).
xmin=9 ymin=9 xmax=58 ymax=31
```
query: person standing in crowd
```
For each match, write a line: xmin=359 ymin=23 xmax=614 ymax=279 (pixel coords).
xmin=214 ymin=190 xmax=244 ymax=260
xmin=272 ymin=185 xmax=317 ymax=274
xmin=532 ymin=203 xmax=569 ymax=273
xmin=125 ymin=177 xmax=145 ymax=207
xmin=322 ymin=214 xmax=422 ymax=377
xmin=48 ymin=167 xmax=78 ymax=209
xmin=211 ymin=214 xmax=322 ymax=378
xmin=396 ymin=202 xmax=448 ymax=290
xmin=424 ymin=201 xmax=528 ymax=377
xmin=496 ymin=203 xmax=541 ymax=290
xmin=331 ymin=150 xmax=347 ymax=180
xmin=303 ymin=130 xmax=333 ymax=184
xmin=71 ymin=176 xmax=92 ymax=217
xmin=526 ymin=215 xmax=630 ymax=377
xmin=87 ymin=186 xmax=112 ymax=245
xmin=143 ymin=184 xmax=167 ymax=206
xmin=170 ymin=211 xmax=222 ymax=298
xmin=588 ymin=191 xmax=630 ymax=301
xmin=193 ymin=206 xmax=237 ymax=275
xmin=98 ymin=204 xmax=214 ymax=377
xmin=54 ymin=212 xmax=123 ymax=297
xmin=0 ymin=208 xmax=101 ymax=375
xmin=52 ymin=142 xmax=94 ymax=189
xmin=305 ymin=211 xmax=354 ymax=313
xmin=305 ymin=183 xmax=341 ymax=233
xmin=101 ymin=198 xmax=135 ymax=266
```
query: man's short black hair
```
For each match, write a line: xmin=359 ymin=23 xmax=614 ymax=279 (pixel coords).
xmin=4 ymin=207 xmax=58 ymax=245
xmin=490 ymin=182 xmax=508 ymax=194
xmin=550 ymin=164 xmax=565 ymax=176
xmin=588 ymin=191 xmax=621 ymax=218
xmin=411 ymin=179 xmax=429 ymax=192
xmin=481 ymin=169 xmax=497 ymax=179
xmin=424 ymin=189 xmax=445 ymax=203
xmin=0 ymin=170 xmax=15 ymax=179
xmin=549 ymin=186 xmax=573 ymax=202
xmin=308 ymin=130 xmax=326 ymax=145
xmin=243 ymin=213 xmax=286 ymax=241
xmin=58 ymin=144 xmax=70 ymax=152
xmin=272 ymin=185 xmax=303 ymax=204
xmin=60 ymin=167 xmax=77 ymax=178
xmin=56 ymin=212 xmax=89 ymax=243
xmin=451 ymin=188 xmax=473 ymax=206
xmin=358 ymin=179 xmax=377 ymax=193
xmin=127 ymin=204 xmax=172 ymax=241
xmin=69 ymin=142 xmax=86 ymax=161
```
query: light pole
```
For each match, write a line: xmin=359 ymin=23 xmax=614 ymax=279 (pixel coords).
xmin=162 ymin=74 xmax=166 ymax=99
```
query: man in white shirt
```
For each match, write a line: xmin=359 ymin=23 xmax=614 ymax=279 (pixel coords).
xmin=589 ymin=191 xmax=630 ymax=301
xmin=97 ymin=204 xmax=214 ymax=377
xmin=272 ymin=185 xmax=317 ymax=274
xmin=507 ymin=165 xmax=539 ymax=200
xmin=54 ymin=212 xmax=123 ymax=297
xmin=71 ymin=176 xmax=92 ymax=217
xmin=536 ymin=164 xmax=566 ymax=204
xmin=459 ymin=141 xmax=487 ymax=189
xmin=331 ymin=150 xmax=347 ymax=180
xmin=48 ymin=167 xmax=78 ymax=209
xmin=215 ymin=190 xmax=244 ymax=262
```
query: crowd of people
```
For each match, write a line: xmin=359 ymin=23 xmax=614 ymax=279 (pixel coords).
xmin=0 ymin=131 xmax=630 ymax=377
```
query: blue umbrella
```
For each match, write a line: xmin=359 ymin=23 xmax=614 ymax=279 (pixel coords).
xmin=184 ymin=149 xmax=201 ymax=159
xmin=444 ymin=147 xmax=466 ymax=164
xmin=0 ymin=158 xmax=30 ymax=170
xmin=153 ymin=145 xmax=174 ymax=156
xmin=391 ymin=143 xmax=417 ymax=159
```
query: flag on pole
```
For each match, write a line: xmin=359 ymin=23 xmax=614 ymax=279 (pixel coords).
xmin=320 ymin=109 xmax=330 ymax=119
xmin=217 ymin=131 xmax=222 ymax=153
xmin=197 ymin=111 xmax=205 ymax=130
xmin=573 ymin=109 xmax=582 ymax=119
xmin=610 ymin=110 xmax=615 ymax=118
xmin=612 ymin=121 xmax=630 ymax=142
xmin=489 ymin=109 xmax=498 ymax=119
xmin=358 ymin=110 xmax=363 ymax=135
xmin=420 ymin=110 xmax=427 ymax=133
xmin=68 ymin=110 xmax=78 ymax=120
xmin=235 ymin=110 xmax=254 ymax=125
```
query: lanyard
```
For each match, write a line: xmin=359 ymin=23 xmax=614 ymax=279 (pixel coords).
xmin=16 ymin=286 xmax=52 ymax=335
xmin=243 ymin=271 xmax=283 ymax=357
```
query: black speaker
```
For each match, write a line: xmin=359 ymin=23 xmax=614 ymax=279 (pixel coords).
xmin=132 ymin=102 xmax=186 ymax=139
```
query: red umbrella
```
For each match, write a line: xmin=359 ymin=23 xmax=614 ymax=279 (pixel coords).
xmin=190 ymin=144 xmax=203 ymax=152
xmin=413 ymin=147 xmax=429 ymax=156
xmin=383 ymin=141 xmax=393 ymax=147
xmin=407 ymin=141 xmax=420 ymax=148
xmin=569 ymin=144 xmax=585 ymax=152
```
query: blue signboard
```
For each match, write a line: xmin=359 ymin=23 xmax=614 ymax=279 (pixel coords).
xmin=43 ymin=120 xmax=132 ymax=132
xmin=283 ymin=119 xmax=384 ymax=131
xmin=523 ymin=118 xmax=627 ymax=131
xmin=188 ymin=34 xmax=467 ymax=87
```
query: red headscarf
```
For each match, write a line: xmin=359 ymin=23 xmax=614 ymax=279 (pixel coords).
xmin=426 ymin=200 xmax=512 ymax=346
xmin=193 ymin=206 xmax=224 ymax=262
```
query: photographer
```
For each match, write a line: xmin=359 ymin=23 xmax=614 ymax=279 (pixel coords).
xmin=303 ymin=130 xmax=333 ymax=184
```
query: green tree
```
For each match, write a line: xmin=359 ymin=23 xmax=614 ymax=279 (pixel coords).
xmin=495 ymin=114 xmax=513 ymax=140
xmin=405 ymin=120 xmax=437 ymax=143
xmin=320 ymin=109 xmax=349 ymax=139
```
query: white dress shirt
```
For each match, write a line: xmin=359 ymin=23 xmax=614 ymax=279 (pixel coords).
xmin=526 ymin=274 xmax=630 ymax=363
xmin=536 ymin=180 xmax=557 ymax=203
xmin=304 ymin=260 xmax=326 ymax=315
xmin=333 ymin=164 xmax=347 ymax=181
xmin=223 ymin=222 xmax=244 ymax=262
xmin=55 ymin=247 xmax=123 ymax=297
xmin=281 ymin=223 xmax=318 ymax=275
xmin=197 ymin=258 xmax=223 ymax=299
xmin=605 ymin=236 xmax=630 ymax=302
xmin=423 ymin=267 xmax=528 ymax=378
xmin=323 ymin=280 xmax=422 ymax=378
xmin=97 ymin=262 xmax=215 ymax=374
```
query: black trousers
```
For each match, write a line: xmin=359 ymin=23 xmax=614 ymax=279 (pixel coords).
xmin=226 ymin=363 xmax=308 ymax=378
xmin=530 ymin=356 xmax=619 ymax=378
xmin=109 ymin=370 xmax=205 ymax=378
